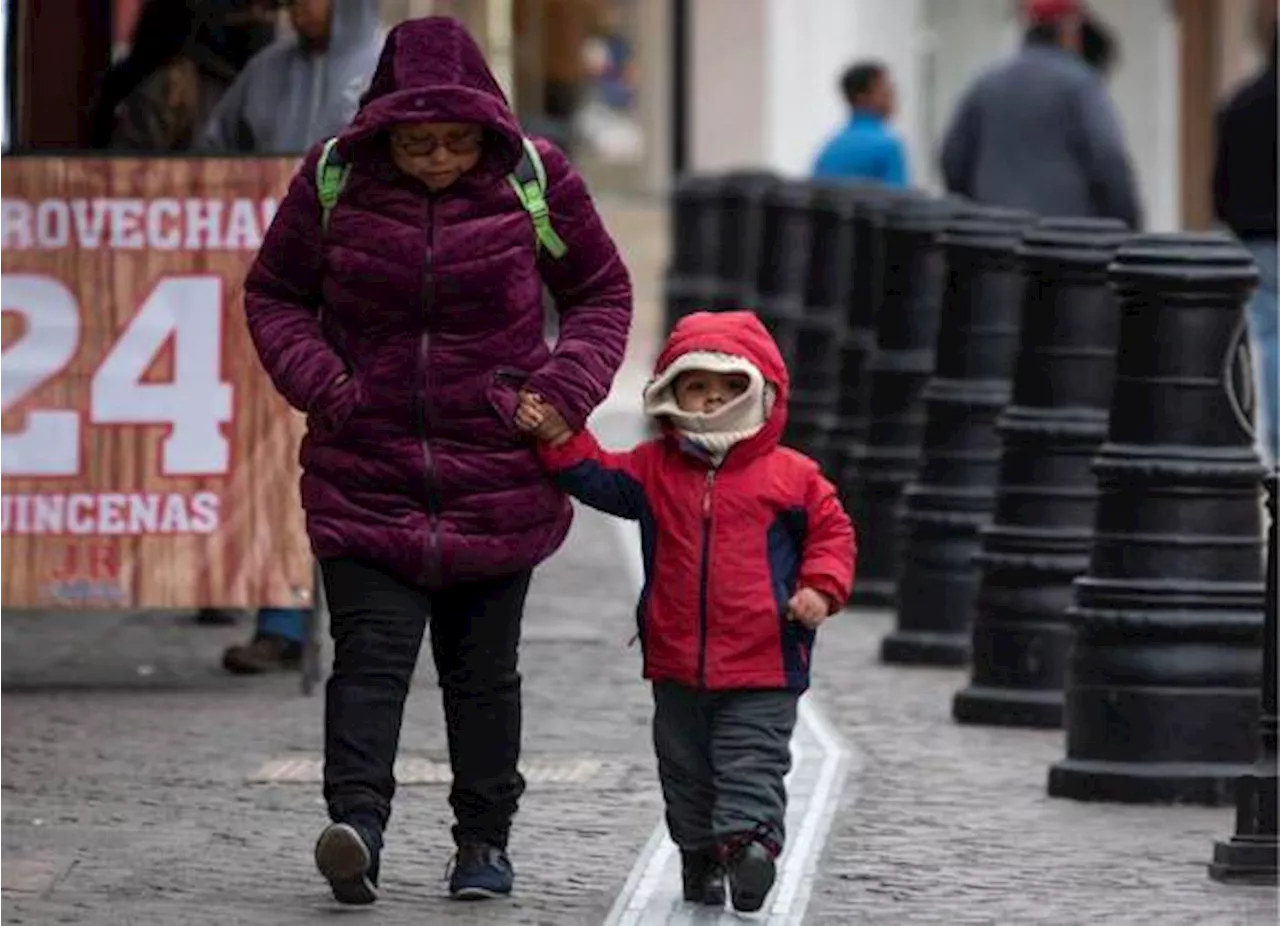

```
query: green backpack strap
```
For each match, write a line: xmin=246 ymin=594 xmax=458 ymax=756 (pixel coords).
xmin=507 ymin=137 xmax=568 ymax=259
xmin=316 ymin=137 xmax=351 ymax=234
xmin=316 ymin=134 xmax=565 ymax=258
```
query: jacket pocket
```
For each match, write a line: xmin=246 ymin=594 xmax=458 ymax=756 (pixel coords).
xmin=308 ymin=372 xmax=364 ymax=441
xmin=485 ymin=367 xmax=531 ymax=439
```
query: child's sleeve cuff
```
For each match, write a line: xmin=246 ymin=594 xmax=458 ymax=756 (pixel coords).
xmin=534 ymin=430 xmax=598 ymax=471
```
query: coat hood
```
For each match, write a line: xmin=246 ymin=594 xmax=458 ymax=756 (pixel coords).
xmin=323 ymin=0 xmax=382 ymax=57
xmin=195 ymin=0 xmax=382 ymax=154
xmin=648 ymin=311 xmax=790 ymax=462
xmin=337 ymin=16 xmax=524 ymax=184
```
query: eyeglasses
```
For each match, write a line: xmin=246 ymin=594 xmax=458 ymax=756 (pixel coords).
xmin=389 ymin=131 xmax=484 ymax=157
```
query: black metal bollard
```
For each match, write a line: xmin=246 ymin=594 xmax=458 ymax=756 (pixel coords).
xmin=663 ymin=174 xmax=723 ymax=334
xmin=712 ymin=171 xmax=778 ymax=310
xmin=1210 ymin=470 xmax=1278 ymax=883
xmin=802 ymin=183 xmax=860 ymax=324
xmin=953 ymin=218 xmax=1130 ymax=727
xmin=848 ymin=193 xmax=954 ymax=607
xmin=1048 ymin=233 xmax=1265 ymax=806
xmin=751 ymin=180 xmax=816 ymax=358
xmin=884 ymin=205 xmax=1035 ymax=664
xmin=747 ymin=181 xmax=820 ymax=460
xmin=828 ymin=186 xmax=893 ymax=497
xmin=785 ymin=316 xmax=844 ymax=467
xmin=783 ymin=183 xmax=857 ymax=465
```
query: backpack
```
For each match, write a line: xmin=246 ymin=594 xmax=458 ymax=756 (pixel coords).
xmin=314 ymin=135 xmax=568 ymax=259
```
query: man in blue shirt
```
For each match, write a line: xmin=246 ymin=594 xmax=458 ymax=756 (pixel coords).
xmin=813 ymin=61 xmax=909 ymax=186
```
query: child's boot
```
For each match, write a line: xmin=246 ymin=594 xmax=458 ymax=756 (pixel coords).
xmin=721 ymin=826 xmax=780 ymax=913
xmin=679 ymin=847 xmax=725 ymax=906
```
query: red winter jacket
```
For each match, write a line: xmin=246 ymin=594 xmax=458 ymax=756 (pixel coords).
xmin=537 ymin=311 xmax=856 ymax=691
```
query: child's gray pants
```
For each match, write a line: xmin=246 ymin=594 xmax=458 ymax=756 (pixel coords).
xmin=651 ymin=680 xmax=799 ymax=852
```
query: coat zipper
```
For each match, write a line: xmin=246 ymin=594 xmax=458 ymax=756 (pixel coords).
xmin=418 ymin=196 xmax=440 ymax=585
xmin=697 ymin=467 xmax=716 ymax=687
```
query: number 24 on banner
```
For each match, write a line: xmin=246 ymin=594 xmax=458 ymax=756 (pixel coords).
xmin=2 ymin=274 xmax=233 ymax=478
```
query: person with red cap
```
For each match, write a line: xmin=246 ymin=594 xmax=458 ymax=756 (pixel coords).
xmin=940 ymin=0 xmax=1141 ymax=229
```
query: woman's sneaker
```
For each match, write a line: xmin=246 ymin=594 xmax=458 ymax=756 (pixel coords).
xmin=315 ymin=818 xmax=381 ymax=905
xmin=721 ymin=827 xmax=780 ymax=913
xmin=447 ymin=843 xmax=514 ymax=900
xmin=679 ymin=848 xmax=726 ymax=906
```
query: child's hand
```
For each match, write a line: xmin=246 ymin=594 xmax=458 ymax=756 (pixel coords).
xmin=516 ymin=391 xmax=572 ymax=446
xmin=788 ymin=587 xmax=832 ymax=629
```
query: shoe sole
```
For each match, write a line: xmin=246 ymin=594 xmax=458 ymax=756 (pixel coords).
xmin=682 ymin=881 xmax=726 ymax=906
xmin=688 ymin=888 xmax=725 ymax=907
xmin=315 ymin=823 xmax=377 ymax=905
xmin=450 ymin=885 xmax=510 ymax=901
xmin=730 ymin=854 xmax=775 ymax=913
xmin=221 ymin=657 xmax=301 ymax=675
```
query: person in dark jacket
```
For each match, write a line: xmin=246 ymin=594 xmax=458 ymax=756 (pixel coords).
xmin=243 ymin=16 xmax=632 ymax=905
xmin=90 ymin=0 xmax=198 ymax=148
xmin=103 ymin=0 xmax=278 ymax=151
xmin=518 ymin=310 xmax=856 ymax=913
xmin=1214 ymin=21 xmax=1278 ymax=463
xmin=940 ymin=0 xmax=1141 ymax=228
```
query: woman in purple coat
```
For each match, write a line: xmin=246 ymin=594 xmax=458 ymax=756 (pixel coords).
xmin=243 ymin=17 xmax=631 ymax=905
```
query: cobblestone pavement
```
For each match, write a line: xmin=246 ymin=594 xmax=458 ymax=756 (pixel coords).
xmin=2 ymin=197 xmax=671 ymax=926
xmin=5 ymin=449 xmax=1280 ymax=926
xmin=5 ymin=178 xmax=1280 ymax=923
xmin=2 ymin=503 xmax=665 ymax=926
xmin=804 ymin=607 xmax=1279 ymax=926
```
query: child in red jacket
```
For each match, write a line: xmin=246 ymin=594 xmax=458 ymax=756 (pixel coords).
xmin=516 ymin=310 xmax=856 ymax=913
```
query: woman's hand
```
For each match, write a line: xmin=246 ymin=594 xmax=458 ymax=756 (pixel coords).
xmin=516 ymin=390 xmax=573 ymax=446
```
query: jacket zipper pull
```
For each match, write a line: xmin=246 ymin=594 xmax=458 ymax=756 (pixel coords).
xmin=702 ymin=469 xmax=715 ymax=519
xmin=626 ymin=631 xmax=639 ymax=647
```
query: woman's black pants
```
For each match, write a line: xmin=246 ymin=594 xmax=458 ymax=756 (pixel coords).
xmin=319 ymin=557 xmax=531 ymax=850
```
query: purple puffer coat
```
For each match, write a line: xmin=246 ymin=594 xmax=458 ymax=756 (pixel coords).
xmin=244 ymin=17 xmax=632 ymax=588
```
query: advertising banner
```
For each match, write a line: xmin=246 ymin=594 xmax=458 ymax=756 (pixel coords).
xmin=1 ymin=157 xmax=314 ymax=609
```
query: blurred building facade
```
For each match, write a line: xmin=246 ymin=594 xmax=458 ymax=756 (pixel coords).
xmin=4 ymin=0 xmax=1272 ymax=230
xmin=686 ymin=0 xmax=1272 ymax=231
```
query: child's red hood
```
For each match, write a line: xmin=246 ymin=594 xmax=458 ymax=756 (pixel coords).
xmin=650 ymin=311 xmax=789 ymax=462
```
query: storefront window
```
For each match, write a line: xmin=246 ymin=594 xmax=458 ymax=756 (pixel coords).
xmin=511 ymin=0 xmax=655 ymax=192
xmin=576 ymin=0 xmax=643 ymax=163
xmin=8 ymin=0 xmax=664 ymax=185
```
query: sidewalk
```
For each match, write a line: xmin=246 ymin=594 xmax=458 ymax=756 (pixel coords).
xmin=1 ymin=500 xmax=665 ymax=926
xmin=1 ymin=196 xmax=672 ymax=926
xmin=4 ymin=414 xmax=1279 ymax=925
xmin=803 ymin=607 xmax=1277 ymax=926
xmin=5 ymin=196 xmax=1278 ymax=924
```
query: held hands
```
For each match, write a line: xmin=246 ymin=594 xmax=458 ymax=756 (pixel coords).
xmin=787 ymin=587 xmax=832 ymax=629
xmin=515 ymin=390 xmax=573 ymax=446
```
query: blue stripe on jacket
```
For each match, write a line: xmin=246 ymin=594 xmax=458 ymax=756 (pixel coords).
xmin=767 ymin=507 xmax=814 ymax=690
xmin=551 ymin=460 xmax=657 ymax=650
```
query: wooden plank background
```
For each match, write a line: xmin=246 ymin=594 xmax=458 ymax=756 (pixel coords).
xmin=1 ymin=157 xmax=314 ymax=610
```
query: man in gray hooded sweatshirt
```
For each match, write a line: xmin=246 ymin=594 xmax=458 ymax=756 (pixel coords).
xmin=940 ymin=0 xmax=1141 ymax=229
xmin=199 ymin=0 xmax=383 ymax=154
xmin=200 ymin=0 xmax=382 ymax=674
